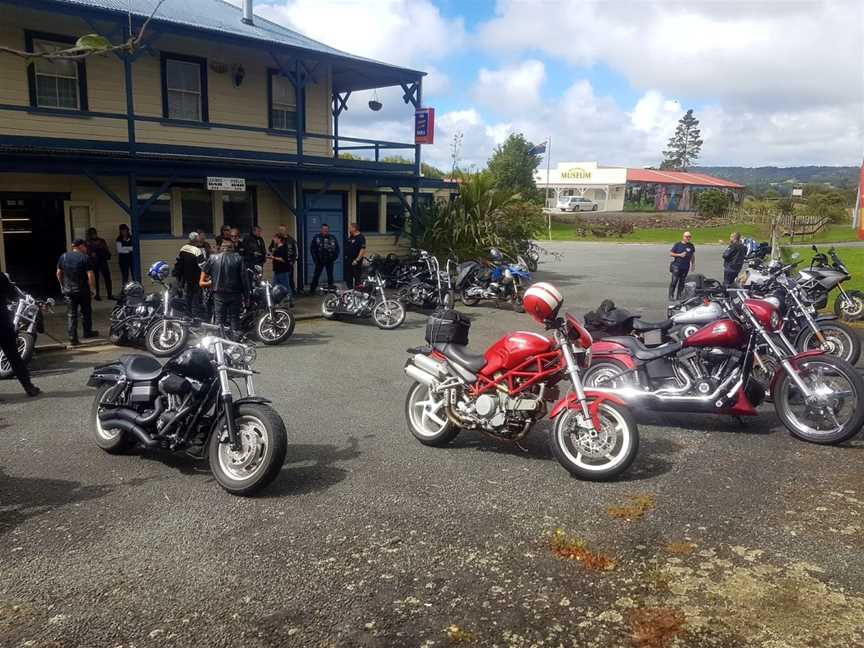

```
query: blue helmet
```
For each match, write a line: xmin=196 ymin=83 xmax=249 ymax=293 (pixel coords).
xmin=148 ymin=261 xmax=170 ymax=281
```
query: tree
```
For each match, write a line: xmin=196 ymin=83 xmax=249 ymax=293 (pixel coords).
xmin=487 ymin=133 xmax=542 ymax=201
xmin=661 ymin=109 xmax=703 ymax=171
xmin=696 ymin=189 xmax=729 ymax=218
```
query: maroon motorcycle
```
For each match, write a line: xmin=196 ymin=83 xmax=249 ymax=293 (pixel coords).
xmin=583 ymin=291 xmax=864 ymax=445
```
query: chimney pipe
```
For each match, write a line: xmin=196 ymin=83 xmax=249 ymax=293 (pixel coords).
xmin=241 ymin=0 xmax=254 ymax=25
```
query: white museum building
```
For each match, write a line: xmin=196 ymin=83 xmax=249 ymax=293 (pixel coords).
xmin=535 ymin=162 xmax=627 ymax=212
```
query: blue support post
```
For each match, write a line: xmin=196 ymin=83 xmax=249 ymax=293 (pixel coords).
xmin=127 ymin=173 xmax=141 ymax=281
xmin=414 ymin=79 xmax=422 ymax=177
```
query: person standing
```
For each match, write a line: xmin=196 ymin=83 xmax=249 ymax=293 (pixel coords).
xmin=721 ymin=231 xmax=747 ymax=287
xmin=174 ymin=232 xmax=206 ymax=317
xmin=344 ymin=222 xmax=366 ymax=288
xmin=116 ymin=224 xmax=134 ymax=285
xmin=269 ymin=232 xmax=297 ymax=304
xmin=196 ymin=228 xmax=212 ymax=257
xmin=668 ymin=231 xmax=695 ymax=301
xmin=86 ymin=227 xmax=114 ymax=301
xmin=199 ymin=240 xmax=250 ymax=335
xmin=242 ymin=225 xmax=267 ymax=269
xmin=57 ymin=239 xmax=98 ymax=345
xmin=0 ymin=272 xmax=40 ymax=397
xmin=309 ymin=223 xmax=339 ymax=293
xmin=215 ymin=225 xmax=232 ymax=249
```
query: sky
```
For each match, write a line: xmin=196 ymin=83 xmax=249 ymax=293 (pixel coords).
xmin=242 ymin=0 xmax=863 ymax=172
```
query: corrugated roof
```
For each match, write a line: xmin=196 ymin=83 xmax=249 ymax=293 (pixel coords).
xmin=42 ymin=0 xmax=423 ymax=84
xmin=626 ymin=168 xmax=744 ymax=189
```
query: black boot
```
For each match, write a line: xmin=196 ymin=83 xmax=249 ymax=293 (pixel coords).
xmin=23 ymin=382 xmax=41 ymax=397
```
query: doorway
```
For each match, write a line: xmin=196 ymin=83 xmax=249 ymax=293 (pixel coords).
xmin=0 ymin=192 xmax=70 ymax=297
xmin=303 ymin=192 xmax=346 ymax=285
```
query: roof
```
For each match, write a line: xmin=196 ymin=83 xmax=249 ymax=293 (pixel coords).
xmin=626 ymin=168 xmax=744 ymax=189
xmin=35 ymin=0 xmax=424 ymax=91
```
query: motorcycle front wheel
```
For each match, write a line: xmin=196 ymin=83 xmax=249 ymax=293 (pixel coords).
xmin=0 ymin=333 xmax=34 ymax=379
xmin=460 ymin=287 xmax=480 ymax=306
xmin=834 ymin=290 xmax=864 ymax=321
xmin=373 ymin=300 xmax=406 ymax=330
xmin=321 ymin=294 xmax=340 ymax=319
xmin=796 ymin=322 xmax=861 ymax=365
xmin=209 ymin=403 xmax=288 ymax=496
xmin=774 ymin=355 xmax=864 ymax=445
xmin=256 ymin=308 xmax=295 ymax=345
xmin=549 ymin=401 xmax=639 ymax=481
xmin=144 ymin=320 xmax=188 ymax=357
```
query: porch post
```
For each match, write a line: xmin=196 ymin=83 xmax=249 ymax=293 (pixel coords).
xmin=295 ymin=180 xmax=305 ymax=289
xmin=294 ymin=60 xmax=306 ymax=160
xmin=127 ymin=173 xmax=141 ymax=281
xmin=414 ymin=79 xmax=423 ymax=176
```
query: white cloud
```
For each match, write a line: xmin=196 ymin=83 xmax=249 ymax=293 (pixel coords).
xmin=473 ymin=60 xmax=546 ymax=115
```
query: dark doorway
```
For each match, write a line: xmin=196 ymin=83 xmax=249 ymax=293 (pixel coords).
xmin=1 ymin=193 xmax=69 ymax=297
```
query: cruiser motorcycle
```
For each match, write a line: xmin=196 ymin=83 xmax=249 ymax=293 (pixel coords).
xmin=321 ymin=257 xmax=406 ymax=329
xmin=396 ymin=249 xmax=455 ymax=310
xmin=403 ymin=285 xmax=639 ymax=481
xmin=584 ymin=288 xmax=864 ymax=445
xmin=110 ymin=274 xmax=189 ymax=358
xmin=0 ymin=279 xmax=54 ymax=378
xmin=88 ymin=335 xmax=287 ymax=495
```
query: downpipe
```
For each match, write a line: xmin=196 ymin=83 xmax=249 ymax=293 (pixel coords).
xmin=98 ymin=399 xmax=166 ymax=426
xmin=98 ymin=417 xmax=158 ymax=447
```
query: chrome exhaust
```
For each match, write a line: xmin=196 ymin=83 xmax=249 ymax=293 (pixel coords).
xmin=405 ymin=364 xmax=438 ymax=387
xmin=592 ymin=370 xmax=740 ymax=405
xmin=414 ymin=353 xmax=448 ymax=378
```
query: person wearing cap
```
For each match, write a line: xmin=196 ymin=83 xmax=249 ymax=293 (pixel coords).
xmin=57 ymin=239 xmax=98 ymax=345
xmin=174 ymin=232 xmax=206 ymax=317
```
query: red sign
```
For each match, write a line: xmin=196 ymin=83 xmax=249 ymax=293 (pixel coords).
xmin=415 ymin=108 xmax=435 ymax=145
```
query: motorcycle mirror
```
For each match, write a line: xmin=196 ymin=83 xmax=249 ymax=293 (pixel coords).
xmin=811 ymin=245 xmax=817 ymax=251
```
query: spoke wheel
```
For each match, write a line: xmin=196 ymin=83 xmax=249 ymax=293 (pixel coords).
xmin=0 ymin=333 xmax=32 ymax=379
xmin=835 ymin=292 xmax=864 ymax=321
xmin=405 ymin=381 xmax=459 ymax=446
xmin=798 ymin=324 xmax=860 ymax=365
xmin=145 ymin=320 xmax=188 ymax=357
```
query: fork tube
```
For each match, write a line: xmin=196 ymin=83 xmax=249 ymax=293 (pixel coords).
xmin=558 ymin=333 xmax=592 ymax=421
xmin=789 ymin=286 xmax=825 ymax=344
xmin=214 ymin=341 xmax=240 ymax=449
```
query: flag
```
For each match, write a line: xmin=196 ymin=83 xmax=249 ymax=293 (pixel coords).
xmin=528 ymin=142 xmax=546 ymax=156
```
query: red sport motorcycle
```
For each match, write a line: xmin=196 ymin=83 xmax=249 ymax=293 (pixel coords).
xmin=584 ymin=290 xmax=864 ymax=445
xmin=403 ymin=283 xmax=639 ymax=481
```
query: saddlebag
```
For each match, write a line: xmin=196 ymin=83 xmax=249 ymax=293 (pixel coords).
xmin=584 ymin=300 xmax=638 ymax=338
xmin=425 ymin=308 xmax=471 ymax=346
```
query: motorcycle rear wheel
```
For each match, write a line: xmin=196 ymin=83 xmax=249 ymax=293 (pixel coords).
xmin=795 ymin=322 xmax=861 ymax=366
xmin=405 ymin=381 xmax=459 ymax=446
xmin=774 ymin=355 xmax=864 ymax=445
xmin=0 ymin=333 xmax=34 ymax=379
xmin=209 ymin=403 xmax=287 ymax=496
xmin=549 ymin=401 xmax=639 ymax=481
xmin=373 ymin=300 xmax=406 ymax=329
xmin=145 ymin=320 xmax=188 ymax=357
xmin=321 ymin=294 xmax=340 ymax=319
xmin=90 ymin=383 xmax=133 ymax=454
xmin=460 ymin=287 xmax=480 ymax=306
xmin=256 ymin=308 xmax=295 ymax=345
xmin=834 ymin=290 xmax=864 ymax=321
xmin=582 ymin=359 xmax=632 ymax=389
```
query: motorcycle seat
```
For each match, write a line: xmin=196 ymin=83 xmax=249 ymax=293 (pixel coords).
xmin=600 ymin=336 xmax=682 ymax=362
xmin=120 ymin=354 xmax=163 ymax=381
xmin=433 ymin=343 xmax=486 ymax=372
xmin=631 ymin=317 xmax=674 ymax=332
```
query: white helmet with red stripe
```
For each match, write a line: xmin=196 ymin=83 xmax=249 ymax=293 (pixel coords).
xmin=522 ymin=282 xmax=563 ymax=324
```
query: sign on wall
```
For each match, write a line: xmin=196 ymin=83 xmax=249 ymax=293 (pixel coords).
xmin=206 ymin=177 xmax=246 ymax=192
xmin=415 ymin=108 xmax=435 ymax=145
xmin=561 ymin=167 xmax=592 ymax=180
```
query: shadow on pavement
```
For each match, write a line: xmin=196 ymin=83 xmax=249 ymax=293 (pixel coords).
xmin=637 ymin=411 xmax=779 ymax=435
xmin=263 ymin=438 xmax=362 ymax=497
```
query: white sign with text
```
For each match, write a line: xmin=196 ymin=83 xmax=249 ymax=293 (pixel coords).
xmin=206 ymin=177 xmax=246 ymax=192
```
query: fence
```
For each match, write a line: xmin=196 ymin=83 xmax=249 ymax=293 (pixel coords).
xmin=722 ymin=206 xmax=832 ymax=240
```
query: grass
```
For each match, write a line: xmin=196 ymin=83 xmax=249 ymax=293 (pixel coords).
xmin=546 ymin=221 xmax=859 ymax=245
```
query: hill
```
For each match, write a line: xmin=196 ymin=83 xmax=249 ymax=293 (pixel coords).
xmin=692 ymin=166 xmax=858 ymax=189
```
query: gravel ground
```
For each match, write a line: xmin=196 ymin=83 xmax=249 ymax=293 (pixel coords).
xmin=1 ymin=241 xmax=863 ymax=648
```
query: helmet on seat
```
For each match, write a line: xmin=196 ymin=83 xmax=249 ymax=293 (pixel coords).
xmin=522 ymin=282 xmax=563 ymax=324
xmin=148 ymin=261 xmax=170 ymax=281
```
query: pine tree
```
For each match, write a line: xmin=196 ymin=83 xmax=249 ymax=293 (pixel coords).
xmin=661 ymin=109 xmax=703 ymax=171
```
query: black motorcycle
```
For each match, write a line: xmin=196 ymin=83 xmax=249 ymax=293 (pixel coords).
xmin=0 ymin=278 xmax=54 ymax=378
xmin=396 ymin=249 xmax=454 ymax=310
xmin=110 ymin=276 xmax=189 ymax=358
xmin=88 ymin=335 xmax=287 ymax=495
xmin=321 ymin=257 xmax=406 ymax=329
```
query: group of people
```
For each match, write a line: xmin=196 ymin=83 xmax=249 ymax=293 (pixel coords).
xmin=667 ymin=230 xmax=748 ymax=301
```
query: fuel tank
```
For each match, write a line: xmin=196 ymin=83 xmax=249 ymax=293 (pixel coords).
xmin=682 ymin=318 xmax=746 ymax=349
xmin=482 ymin=331 xmax=554 ymax=375
xmin=672 ymin=301 xmax=723 ymax=325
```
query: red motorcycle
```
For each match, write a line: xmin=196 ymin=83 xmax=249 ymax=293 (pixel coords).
xmin=584 ymin=291 xmax=864 ymax=445
xmin=403 ymin=283 xmax=639 ymax=481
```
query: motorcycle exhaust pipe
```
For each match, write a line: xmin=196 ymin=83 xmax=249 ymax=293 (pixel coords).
xmin=99 ymin=418 xmax=158 ymax=447
xmin=405 ymin=364 xmax=438 ymax=387
xmin=98 ymin=402 xmax=165 ymax=426
xmin=413 ymin=353 xmax=448 ymax=378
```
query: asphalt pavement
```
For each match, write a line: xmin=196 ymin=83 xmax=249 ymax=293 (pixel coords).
xmin=2 ymin=241 xmax=863 ymax=648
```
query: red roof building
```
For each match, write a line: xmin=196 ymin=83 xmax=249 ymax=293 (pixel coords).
xmin=625 ymin=168 xmax=744 ymax=189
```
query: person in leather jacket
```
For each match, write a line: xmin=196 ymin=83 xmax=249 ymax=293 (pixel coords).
xmin=722 ymin=231 xmax=746 ymax=287
xmin=174 ymin=232 xmax=206 ymax=317
xmin=309 ymin=223 xmax=339 ymax=293
xmin=0 ymin=272 xmax=39 ymax=397
xmin=199 ymin=240 xmax=251 ymax=334
xmin=242 ymin=226 xmax=267 ymax=269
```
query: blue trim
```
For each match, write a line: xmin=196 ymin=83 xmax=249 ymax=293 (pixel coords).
xmin=160 ymin=52 xmax=209 ymax=123
xmin=24 ymin=29 xmax=89 ymax=112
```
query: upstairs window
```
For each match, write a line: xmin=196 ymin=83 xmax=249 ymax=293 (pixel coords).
xmin=161 ymin=54 xmax=208 ymax=122
xmin=25 ymin=32 xmax=88 ymax=111
xmin=268 ymin=71 xmax=297 ymax=131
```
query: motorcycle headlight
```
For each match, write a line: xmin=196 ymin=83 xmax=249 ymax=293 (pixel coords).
xmin=226 ymin=344 xmax=246 ymax=367
xmin=244 ymin=345 xmax=257 ymax=367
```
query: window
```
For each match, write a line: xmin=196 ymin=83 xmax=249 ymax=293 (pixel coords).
xmin=268 ymin=71 xmax=297 ymax=130
xmin=386 ymin=195 xmax=408 ymax=233
xmin=356 ymin=192 xmax=380 ymax=232
xmin=138 ymin=186 xmax=172 ymax=236
xmin=181 ymin=190 xmax=213 ymax=234
xmin=222 ymin=188 xmax=257 ymax=234
xmin=25 ymin=33 xmax=87 ymax=110
xmin=162 ymin=54 xmax=208 ymax=122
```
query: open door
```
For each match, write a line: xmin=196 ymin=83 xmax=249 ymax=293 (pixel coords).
xmin=64 ymin=201 xmax=95 ymax=247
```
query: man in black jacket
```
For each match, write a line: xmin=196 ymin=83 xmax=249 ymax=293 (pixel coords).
xmin=200 ymin=240 xmax=250 ymax=334
xmin=242 ymin=226 xmax=267 ymax=269
xmin=344 ymin=222 xmax=366 ymax=289
xmin=309 ymin=223 xmax=339 ymax=293
xmin=722 ymin=231 xmax=747 ymax=287
xmin=57 ymin=239 xmax=98 ymax=344
xmin=174 ymin=232 xmax=206 ymax=316
xmin=0 ymin=272 xmax=40 ymax=397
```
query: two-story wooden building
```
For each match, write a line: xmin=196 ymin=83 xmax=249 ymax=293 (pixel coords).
xmin=0 ymin=0 xmax=452 ymax=295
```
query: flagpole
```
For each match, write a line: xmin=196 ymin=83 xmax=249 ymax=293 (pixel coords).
xmin=546 ymin=136 xmax=552 ymax=241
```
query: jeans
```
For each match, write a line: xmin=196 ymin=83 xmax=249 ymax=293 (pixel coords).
xmin=723 ymin=269 xmax=739 ymax=287
xmin=65 ymin=292 xmax=93 ymax=341
xmin=343 ymin=259 xmax=362 ymax=288
xmin=183 ymin=282 xmax=202 ymax=317
xmin=93 ymin=259 xmax=112 ymax=298
xmin=273 ymin=271 xmax=295 ymax=300
xmin=668 ymin=269 xmax=688 ymax=301
xmin=310 ymin=260 xmax=334 ymax=291
xmin=0 ymin=315 xmax=31 ymax=388
xmin=213 ymin=292 xmax=242 ymax=333
xmin=118 ymin=253 xmax=133 ymax=285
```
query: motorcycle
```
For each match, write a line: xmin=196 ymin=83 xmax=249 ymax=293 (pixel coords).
xmin=801 ymin=245 xmax=863 ymax=321
xmin=396 ymin=249 xmax=455 ymax=310
xmin=87 ymin=335 xmax=287 ymax=495
xmin=584 ymin=287 xmax=864 ymax=445
xmin=456 ymin=249 xmax=529 ymax=312
xmin=403 ymin=285 xmax=640 ymax=481
xmin=321 ymin=257 xmax=406 ymax=329
xmin=0 ymin=279 xmax=54 ymax=379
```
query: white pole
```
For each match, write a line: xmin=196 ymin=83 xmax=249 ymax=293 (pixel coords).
xmin=546 ymin=136 xmax=552 ymax=241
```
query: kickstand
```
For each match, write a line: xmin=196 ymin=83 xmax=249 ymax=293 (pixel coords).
xmin=513 ymin=438 xmax=529 ymax=453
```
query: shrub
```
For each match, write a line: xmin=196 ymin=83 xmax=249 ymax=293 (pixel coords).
xmin=696 ymin=189 xmax=730 ymax=218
